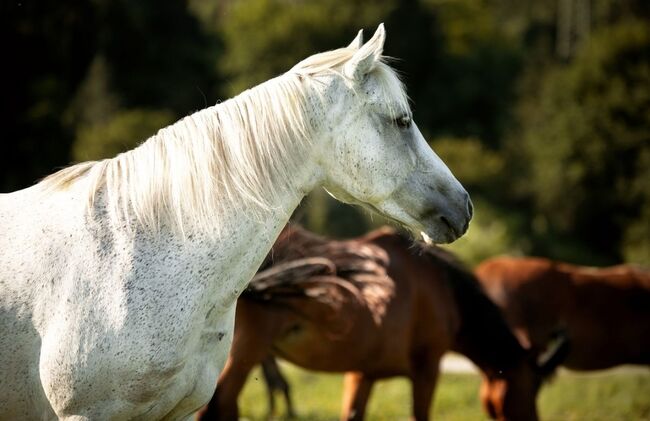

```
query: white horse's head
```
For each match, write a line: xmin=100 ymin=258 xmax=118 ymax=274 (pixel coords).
xmin=296 ymin=24 xmax=472 ymax=244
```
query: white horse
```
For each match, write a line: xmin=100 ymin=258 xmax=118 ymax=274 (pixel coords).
xmin=0 ymin=25 xmax=471 ymax=420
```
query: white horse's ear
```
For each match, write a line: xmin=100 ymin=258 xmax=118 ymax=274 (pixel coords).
xmin=344 ymin=23 xmax=386 ymax=81
xmin=347 ymin=30 xmax=364 ymax=50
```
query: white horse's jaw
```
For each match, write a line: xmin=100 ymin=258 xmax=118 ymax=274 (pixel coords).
xmin=421 ymin=231 xmax=434 ymax=245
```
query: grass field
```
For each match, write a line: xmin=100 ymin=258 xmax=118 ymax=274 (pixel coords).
xmin=236 ymin=363 xmax=650 ymax=421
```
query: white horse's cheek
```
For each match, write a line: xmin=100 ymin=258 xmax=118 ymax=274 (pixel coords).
xmin=408 ymin=144 xmax=418 ymax=166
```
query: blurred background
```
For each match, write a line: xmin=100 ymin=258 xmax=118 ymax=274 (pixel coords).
xmin=2 ymin=0 xmax=649 ymax=267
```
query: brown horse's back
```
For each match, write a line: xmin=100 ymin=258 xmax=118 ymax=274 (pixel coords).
xmin=269 ymin=229 xmax=457 ymax=377
xmin=476 ymin=256 xmax=650 ymax=370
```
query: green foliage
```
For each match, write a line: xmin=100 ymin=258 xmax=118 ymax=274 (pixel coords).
xmin=622 ymin=200 xmax=650 ymax=265
xmin=428 ymin=0 xmax=503 ymax=55
xmin=96 ymin=0 xmax=221 ymax=113
xmin=1 ymin=0 xmax=97 ymax=190
xmin=73 ymin=109 xmax=175 ymax=161
xmin=68 ymin=53 xmax=176 ymax=162
xmin=413 ymin=0 xmax=521 ymax=144
xmin=443 ymin=198 xmax=529 ymax=267
xmin=430 ymin=137 xmax=504 ymax=191
xmin=517 ymin=20 xmax=650 ymax=263
xmin=426 ymin=138 xmax=538 ymax=266
xmin=65 ymin=56 xmax=120 ymax=129
xmin=296 ymin=189 xmax=373 ymax=239
xmin=218 ymin=0 xmax=396 ymax=94
xmin=217 ymin=0 xmax=520 ymax=144
xmin=1 ymin=0 xmax=221 ymax=190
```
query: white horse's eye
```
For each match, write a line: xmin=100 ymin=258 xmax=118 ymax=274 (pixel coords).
xmin=395 ymin=115 xmax=412 ymax=129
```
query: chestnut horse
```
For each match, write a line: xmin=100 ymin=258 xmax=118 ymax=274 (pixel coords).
xmin=475 ymin=256 xmax=650 ymax=372
xmin=197 ymin=226 xmax=566 ymax=421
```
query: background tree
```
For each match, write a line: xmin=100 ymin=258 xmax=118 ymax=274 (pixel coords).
xmin=513 ymin=20 xmax=650 ymax=264
xmin=1 ymin=0 xmax=221 ymax=187
xmin=2 ymin=0 xmax=648 ymax=265
xmin=1 ymin=0 xmax=97 ymax=191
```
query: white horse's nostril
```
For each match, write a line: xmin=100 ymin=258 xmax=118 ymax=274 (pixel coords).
xmin=439 ymin=215 xmax=457 ymax=237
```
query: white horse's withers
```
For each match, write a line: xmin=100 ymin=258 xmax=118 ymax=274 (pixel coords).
xmin=0 ymin=25 xmax=471 ymax=420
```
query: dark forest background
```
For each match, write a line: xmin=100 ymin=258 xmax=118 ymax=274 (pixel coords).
xmin=2 ymin=0 xmax=648 ymax=266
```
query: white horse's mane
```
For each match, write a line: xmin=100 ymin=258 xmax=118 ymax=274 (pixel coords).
xmin=40 ymin=46 xmax=410 ymax=236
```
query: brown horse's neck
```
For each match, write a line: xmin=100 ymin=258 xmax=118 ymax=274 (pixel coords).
xmin=442 ymin=257 xmax=527 ymax=376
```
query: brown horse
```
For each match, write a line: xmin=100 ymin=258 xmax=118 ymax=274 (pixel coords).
xmin=475 ymin=256 xmax=650 ymax=372
xmin=197 ymin=226 xmax=566 ymax=421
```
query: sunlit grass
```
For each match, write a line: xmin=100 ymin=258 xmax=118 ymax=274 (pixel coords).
xmin=538 ymin=369 xmax=650 ymax=421
xmin=237 ymin=363 xmax=650 ymax=421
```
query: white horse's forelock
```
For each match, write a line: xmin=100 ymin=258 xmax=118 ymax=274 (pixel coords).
xmin=40 ymin=47 xmax=410 ymax=237
xmin=292 ymin=47 xmax=411 ymax=119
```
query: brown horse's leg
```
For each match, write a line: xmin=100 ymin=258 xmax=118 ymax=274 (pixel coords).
xmin=195 ymin=355 xmax=248 ymax=421
xmin=198 ymin=301 xmax=290 ymax=421
xmin=261 ymin=355 xmax=295 ymax=419
xmin=283 ymin=381 xmax=296 ymax=418
xmin=410 ymin=363 xmax=439 ymax=421
xmin=261 ymin=356 xmax=278 ymax=419
xmin=340 ymin=372 xmax=374 ymax=421
xmin=274 ymin=364 xmax=296 ymax=418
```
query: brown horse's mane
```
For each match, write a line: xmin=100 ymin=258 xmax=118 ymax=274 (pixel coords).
xmin=246 ymin=224 xmax=394 ymax=327
xmin=413 ymin=243 xmax=529 ymax=375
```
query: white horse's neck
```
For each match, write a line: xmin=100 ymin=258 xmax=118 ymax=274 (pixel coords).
xmin=165 ymin=73 xmax=323 ymax=236
xmin=133 ymin=76 xmax=327 ymax=318
xmin=124 ymin=71 xmax=325 ymax=260
xmin=51 ymin=71 xmax=325 ymax=241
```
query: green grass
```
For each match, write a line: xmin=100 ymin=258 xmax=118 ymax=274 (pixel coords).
xmin=538 ymin=370 xmax=650 ymax=421
xmin=237 ymin=364 xmax=650 ymax=421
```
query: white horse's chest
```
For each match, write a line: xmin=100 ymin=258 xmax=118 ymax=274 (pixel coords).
xmin=18 ymin=191 xmax=286 ymax=418
xmin=0 ymin=182 xmax=274 ymax=419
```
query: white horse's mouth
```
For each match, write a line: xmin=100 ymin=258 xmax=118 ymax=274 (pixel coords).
xmin=362 ymin=200 xmax=458 ymax=245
